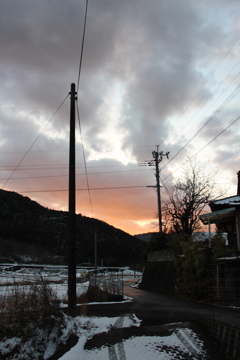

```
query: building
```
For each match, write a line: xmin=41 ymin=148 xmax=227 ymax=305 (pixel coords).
xmin=199 ymin=171 xmax=240 ymax=252
xmin=199 ymin=172 xmax=240 ymax=309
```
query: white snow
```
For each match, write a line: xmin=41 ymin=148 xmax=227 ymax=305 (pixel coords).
xmin=56 ymin=315 xmax=207 ymax=360
xmin=0 ymin=265 xmax=208 ymax=359
xmin=212 ymin=195 xmax=240 ymax=204
xmin=0 ymin=313 xmax=208 ymax=360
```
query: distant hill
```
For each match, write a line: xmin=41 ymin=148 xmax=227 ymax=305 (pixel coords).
xmin=135 ymin=232 xmax=158 ymax=242
xmin=0 ymin=189 xmax=146 ymax=266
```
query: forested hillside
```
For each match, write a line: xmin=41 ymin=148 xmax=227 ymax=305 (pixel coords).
xmin=0 ymin=189 xmax=146 ymax=266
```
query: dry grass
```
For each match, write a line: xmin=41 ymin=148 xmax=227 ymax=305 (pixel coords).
xmin=0 ymin=279 xmax=63 ymax=339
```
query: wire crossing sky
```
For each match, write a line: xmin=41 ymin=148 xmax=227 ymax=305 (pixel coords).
xmin=0 ymin=0 xmax=240 ymax=234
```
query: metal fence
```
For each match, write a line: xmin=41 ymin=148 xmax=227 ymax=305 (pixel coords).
xmin=208 ymin=258 xmax=240 ymax=360
xmin=89 ymin=271 xmax=124 ymax=297
xmin=0 ymin=270 xmax=88 ymax=302
xmin=209 ymin=258 xmax=240 ymax=307
xmin=0 ymin=266 xmax=126 ymax=304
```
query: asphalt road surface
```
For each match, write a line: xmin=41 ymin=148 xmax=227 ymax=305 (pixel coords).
xmin=123 ymin=279 xmax=210 ymax=326
xmin=124 ymin=279 xmax=240 ymax=328
xmin=83 ymin=278 xmax=239 ymax=329
xmin=81 ymin=279 xmax=233 ymax=360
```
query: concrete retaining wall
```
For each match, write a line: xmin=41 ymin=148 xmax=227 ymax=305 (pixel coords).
xmin=140 ymin=261 xmax=176 ymax=295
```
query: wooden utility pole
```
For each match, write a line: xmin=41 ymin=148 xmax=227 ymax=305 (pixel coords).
xmin=68 ymin=83 xmax=77 ymax=315
xmin=147 ymin=146 xmax=169 ymax=233
xmin=153 ymin=148 xmax=162 ymax=232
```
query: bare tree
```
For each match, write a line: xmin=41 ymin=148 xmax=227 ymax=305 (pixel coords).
xmin=163 ymin=159 xmax=223 ymax=236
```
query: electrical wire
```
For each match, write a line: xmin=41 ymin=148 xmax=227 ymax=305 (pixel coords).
xmin=163 ymin=114 xmax=240 ymax=181
xmin=75 ymin=0 xmax=99 ymax=220
xmin=19 ymin=185 xmax=148 ymax=194
xmin=77 ymin=0 xmax=89 ymax=93
xmin=77 ymin=101 xmax=94 ymax=216
xmin=160 ymin=30 xmax=240 ymax=149
xmin=165 ymin=63 xmax=240 ymax=156
xmin=163 ymin=83 xmax=240 ymax=169
xmin=0 ymin=168 xmax=152 ymax=182
xmin=0 ymin=162 xmax=142 ymax=170
xmin=2 ymin=94 xmax=69 ymax=189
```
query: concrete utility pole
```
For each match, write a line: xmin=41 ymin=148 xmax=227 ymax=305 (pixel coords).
xmin=68 ymin=83 xmax=77 ymax=315
xmin=147 ymin=146 xmax=169 ymax=233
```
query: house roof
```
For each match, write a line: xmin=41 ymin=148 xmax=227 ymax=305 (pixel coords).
xmin=199 ymin=207 xmax=236 ymax=225
xmin=211 ymin=195 xmax=240 ymax=205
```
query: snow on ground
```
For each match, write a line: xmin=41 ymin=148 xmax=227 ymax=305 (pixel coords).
xmin=0 ymin=266 xmax=209 ymax=359
xmin=57 ymin=313 xmax=141 ymax=360
xmin=56 ymin=314 xmax=208 ymax=360
xmin=0 ymin=310 xmax=209 ymax=360
xmin=0 ymin=265 xmax=141 ymax=301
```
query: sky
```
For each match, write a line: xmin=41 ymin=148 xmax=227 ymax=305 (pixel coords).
xmin=0 ymin=0 xmax=240 ymax=235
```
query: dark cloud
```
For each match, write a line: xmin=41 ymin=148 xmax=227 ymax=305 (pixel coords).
xmin=1 ymin=0 xmax=240 ymax=233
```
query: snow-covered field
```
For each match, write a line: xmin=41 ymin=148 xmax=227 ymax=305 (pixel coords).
xmin=0 ymin=264 xmax=141 ymax=301
xmin=0 ymin=265 xmax=210 ymax=359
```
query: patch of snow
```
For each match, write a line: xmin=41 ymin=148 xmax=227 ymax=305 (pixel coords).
xmin=43 ymin=326 xmax=59 ymax=359
xmin=57 ymin=315 xmax=208 ymax=360
xmin=0 ymin=337 xmax=21 ymax=356
xmin=213 ymin=195 xmax=240 ymax=204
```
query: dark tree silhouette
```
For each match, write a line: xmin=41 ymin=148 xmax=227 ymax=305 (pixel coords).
xmin=163 ymin=159 xmax=223 ymax=236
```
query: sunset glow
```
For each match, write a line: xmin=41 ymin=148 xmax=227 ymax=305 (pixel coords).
xmin=0 ymin=0 xmax=240 ymax=235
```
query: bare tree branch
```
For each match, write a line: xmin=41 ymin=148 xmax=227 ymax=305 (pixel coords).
xmin=163 ymin=158 xmax=224 ymax=236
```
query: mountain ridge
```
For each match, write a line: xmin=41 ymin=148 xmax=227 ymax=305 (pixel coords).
xmin=0 ymin=189 xmax=146 ymax=266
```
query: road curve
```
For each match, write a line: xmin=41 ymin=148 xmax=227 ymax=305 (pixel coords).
xmin=124 ymin=278 xmax=240 ymax=330
xmin=123 ymin=279 xmax=210 ymax=326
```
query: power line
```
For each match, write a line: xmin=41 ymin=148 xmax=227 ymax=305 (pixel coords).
xmin=19 ymin=185 xmax=148 ymax=193
xmin=75 ymin=0 xmax=91 ymax=215
xmin=2 ymin=94 xmax=69 ymax=189
xmin=0 ymin=162 xmax=142 ymax=170
xmin=77 ymin=0 xmax=89 ymax=93
xmin=163 ymin=114 xmax=240 ymax=181
xmin=0 ymin=168 xmax=152 ymax=181
xmin=160 ymin=30 xmax=240 ymax=150
xmin=76 ymin=101 xmax=94 ymax=216
xmin=189 ymin=115 xmax=240 ymax=159
xmin=0 ymin=145 xmax=156 ymax=154
xmin=0 ymin=149 xmax=72 ymax=154
xmin=163 ymin=83 xmax=240 ymax=168
xmin=165 ymin=63 xmax=240 ymax=156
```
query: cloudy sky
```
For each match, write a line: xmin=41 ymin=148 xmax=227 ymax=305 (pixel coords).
xmin=1 ymin=0 xmax=240 ymax=235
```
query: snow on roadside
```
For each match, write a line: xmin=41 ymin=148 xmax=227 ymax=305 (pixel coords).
xmin=0 ymin=268 xmax=208 ymax=359
xmin=57 ymin=314 xmax=207 ymax=360
xmin=0 ymin=310 xmax=209 ymax=360
xmin=57 ymin=313 xmax=140 ymax=360
xmin=0 ymin=312 xmax=140 ymax=360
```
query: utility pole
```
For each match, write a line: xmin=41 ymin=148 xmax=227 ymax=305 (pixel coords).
xmin=68 ymin=83 xmax=77 ymax=315
xmin=146 ymin=146 xmax=169 ymax=233
xmin=94 ymin=230 xmax=97 ymax=276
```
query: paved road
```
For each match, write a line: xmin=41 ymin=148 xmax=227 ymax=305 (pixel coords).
xmin=81 ymin=279 xmax=232 ymax=360
xmin=123 ymin=279 xmax=240 ymax=329
xmin=83 ymin=278 xmax=239 ymax=329
xmin=62 ymin=279 xmax=238 ymax=360
xmin=123 ymin=279 xmax=210 ymax=326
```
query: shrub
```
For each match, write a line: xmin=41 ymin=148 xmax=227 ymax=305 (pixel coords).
xmin=169 ymin=234 xmax=211 ymax=301
xmin=0 ymin=279 xmax=63 ymax=339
